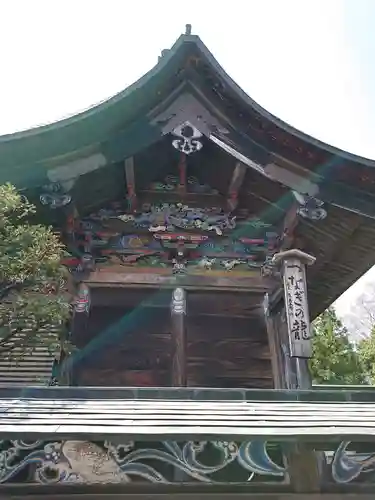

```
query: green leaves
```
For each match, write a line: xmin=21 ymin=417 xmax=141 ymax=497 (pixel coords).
xmin=0 ymin=184 xmax=71 ymax=362
xmin=310 ymin=307 xmax=366 ymax=385
xmin=357 ymin=328 xmax=375 ymax=384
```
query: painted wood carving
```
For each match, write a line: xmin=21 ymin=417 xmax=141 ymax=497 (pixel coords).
xmin=1 ymin=437 xmax=374 ymax=486
xmin=145 ymin=174 xmax=217 ymax=194
xmin=39 ymin=182 xmax=72 ymax=209
xmin=60 ymin=172 xmax=282 ymax=277
xmin=0 ymin=439 xmax=286 ymax=484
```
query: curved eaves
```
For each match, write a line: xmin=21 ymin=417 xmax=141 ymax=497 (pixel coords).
xmin=1 ymin=31 xmax=374 ymax=176
xmin=0 ymin=35 xmax=189 ymax=172
xmin=191 ymin=36 xmax=375 ymax=168
xmin=0 ymin=35 xmax=190 ymax=143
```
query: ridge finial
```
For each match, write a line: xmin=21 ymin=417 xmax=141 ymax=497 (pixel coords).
xmin=185 ymin=24 xmax=192 ymax=35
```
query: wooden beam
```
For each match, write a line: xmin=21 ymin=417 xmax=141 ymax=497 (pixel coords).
xmin=85 ymin=268 xmax=278 ymax=292
xmin=227 ymin=161 xmax=247 ymax=211
xmin=89 ymin=287 xmax=265 ymax=315
xmin=170 ymin=288 xmax=187 ymax=386
xmin=124 ymin=157 xmax=137 ymax=211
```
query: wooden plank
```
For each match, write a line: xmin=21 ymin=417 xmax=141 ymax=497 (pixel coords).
xmin=3 ymin=418 xmax=375 ymax=429
xmin=5 ymin=399 xmax=375 ymax=408
xmin=7 ymin=406 xmax=375 ymax=417
xmin=5 ymin=413 xmax=375 ymax=425
xmin=2 ymin=423 xmax=375 ymax=441
xmin=6 ymin=409 xmax=375 ymax=421
xmin=4 ymin=401 xmax=375 ymax=422
xmin=2 ymin=401 xmax=375 ymax=418
xmin=3 ymin=393 xmax=375 ymax=441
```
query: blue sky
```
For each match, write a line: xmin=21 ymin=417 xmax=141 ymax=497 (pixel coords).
xmin=0 ymin=0 xmax=374 ymax=322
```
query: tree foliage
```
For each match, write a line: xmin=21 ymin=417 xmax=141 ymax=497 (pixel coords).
xmin=310 ymin=307 xmax=366 ymax=385
xmin=0 ymin=184 xmax=71 ymax=359
xmin=357 ymin=327 xmax=375 ymax=384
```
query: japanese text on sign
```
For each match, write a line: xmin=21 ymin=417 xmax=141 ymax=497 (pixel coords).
xmin=284 ymin=260 xmax=312 ymax=358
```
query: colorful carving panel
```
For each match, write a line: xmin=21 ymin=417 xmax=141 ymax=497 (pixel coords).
xmin=61 ymin=177 xmax=282 ymax=276
xmin=4 ymin=437 xmax=375 ymax=486
xmin=0 ymin=439 xmax=287 ymax=484
xmin=146 ymin=175 xmax=217 ymax=194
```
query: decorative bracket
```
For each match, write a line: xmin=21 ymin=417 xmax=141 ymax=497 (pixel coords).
xmin=73 ymin=283 xmax=91 ymax=315
xmin=40 ymin=182 xmax=72 ymax=209
xmin=261 ymin=256 xmax=280 ymax=279
xmin=292 ymin=191 xmax=327 ymax=221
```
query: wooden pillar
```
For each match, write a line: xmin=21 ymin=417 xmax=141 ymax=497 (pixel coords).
xmin=263 ymin=291 xmax=295 ymax=389
xmin=70 ymin=283 xmax=91 ymax=386
xmin=170 ymin=288 xmax=187 ymax=386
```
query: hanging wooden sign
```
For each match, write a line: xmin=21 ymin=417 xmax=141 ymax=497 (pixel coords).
xmin=273 ymin=250 xmax=316 ymax=359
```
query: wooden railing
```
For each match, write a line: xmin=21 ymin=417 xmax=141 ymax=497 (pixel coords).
xmin=0 ymin=386 xmax=374 ymax=495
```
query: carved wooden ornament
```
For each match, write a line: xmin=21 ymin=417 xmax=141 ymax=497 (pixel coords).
xmin=172 ymin=122 xmax=203 ymax=155
xmin=171 ymin=287 xmax=186 ymax=315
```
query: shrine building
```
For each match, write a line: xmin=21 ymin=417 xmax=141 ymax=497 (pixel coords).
xmin=0 ymin=25 xmax=375 ymax=498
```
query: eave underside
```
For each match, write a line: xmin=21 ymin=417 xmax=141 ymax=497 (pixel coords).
xmin=2 ymin=35 xmax=375 ymax=313
xmin=299 ymin=209 xmax=375 ymax=317
xmin=29 ymin=133 xmax=375 ymax=318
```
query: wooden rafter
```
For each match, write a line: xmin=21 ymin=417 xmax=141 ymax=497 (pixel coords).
xmin=279 ymin=201 xmax=300 ymax=250
xmin=227 ymin=161 xmax=247 ymax=211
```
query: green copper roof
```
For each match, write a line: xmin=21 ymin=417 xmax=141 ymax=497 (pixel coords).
xmin=0 ymin=35 xmax=188 ymax=187
xmin=1 ymin=31 xmax=375 ymax=189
